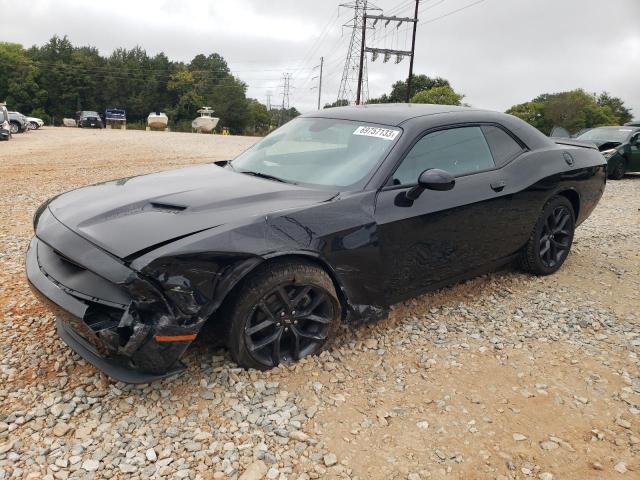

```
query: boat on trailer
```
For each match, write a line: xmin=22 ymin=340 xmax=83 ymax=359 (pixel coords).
xmin=147 ymin=112 xmax=168 ymax=131
xmin=192 ymin=107 xmax=219 ymax=133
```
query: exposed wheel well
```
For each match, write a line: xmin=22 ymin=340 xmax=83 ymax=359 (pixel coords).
xmin=557 ymin=189 xmax=580 ymax=220
xmin=248 ymin=255 xmax=349 ymax=319
xmin=206 ymin=254 xmax=350 ymax=338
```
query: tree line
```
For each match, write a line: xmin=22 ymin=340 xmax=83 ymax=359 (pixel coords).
xmin=0 ymin=36 xmax=298 ymax=134
xmin=1 ymin=36 xmax=633 ymax=136
xmin=328 ymin=75 xmax=634 ymax=135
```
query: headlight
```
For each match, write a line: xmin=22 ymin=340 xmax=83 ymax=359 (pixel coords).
xmin=601 ymin=148 xmax=617 ymax=159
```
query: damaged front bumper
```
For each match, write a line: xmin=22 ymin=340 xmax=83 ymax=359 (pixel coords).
xmin=25 ymin=228 xmax=197 ymax=383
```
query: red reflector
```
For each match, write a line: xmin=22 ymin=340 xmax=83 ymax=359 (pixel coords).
xmin=154 ymin=334 xmax=197 ymax=343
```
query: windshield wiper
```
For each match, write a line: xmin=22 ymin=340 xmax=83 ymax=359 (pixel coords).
xmin=239 ymin=170 xmax=289 ymax=184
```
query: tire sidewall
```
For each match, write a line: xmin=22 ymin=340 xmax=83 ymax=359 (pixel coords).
xmin=610 ymin=159 xmax=625 ymax=180
xmin=227 ymin=262 xmax=341 ymax=370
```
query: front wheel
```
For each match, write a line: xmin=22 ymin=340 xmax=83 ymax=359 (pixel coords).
xmin=608 ymin=159 xmax=626 ymax=180
xmin=520 ymin=196 xmax=575 ymax=275
xmin=29 ymin=122 xmax=39 ymax=130
xmin=226 ymin=260 xmax=341 ymax=370
xmin=9 ymin=122 xmax=19 ymax=134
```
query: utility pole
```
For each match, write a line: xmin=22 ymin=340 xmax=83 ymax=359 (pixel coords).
xmin=356 ymin=8 xmax=367 ymax=105
xmin=317 ymin=56 xmax=324 ymax=110
xmin=363 ymin=8 xmax=419 ymax=102
xmin=266 ymin=92 xmax=272 ymax=111
xmin=406 ymin=0 xmax=420 ymax=103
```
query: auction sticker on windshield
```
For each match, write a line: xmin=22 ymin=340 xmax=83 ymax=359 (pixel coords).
xmin=353 ymin=126 xmax=400 ymax=141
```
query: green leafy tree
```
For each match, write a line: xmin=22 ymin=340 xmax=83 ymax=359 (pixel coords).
xmin=269 ymin=107 xmax=300 ymax=126
xmin=0 ymin=42 xmax=46 ymax=114
xmin=507 ymin=89 xmax=629 ymax=135
xmin=323 ymin=99 xmax=349 ymax=109
xmin=370 ymin=75 xmax=451 ymax=103
xmin=210 ymin=76 xmax=250 ymax=134
xmin=411 ymin=85 xmax=464 ymax=106
xmin=505 ymin=101 xmax=546 ymax=132
xmin=246 ymin=99 xmax=271 ymax=135
xmin=596 ymin=92 xmax=632 ymax=124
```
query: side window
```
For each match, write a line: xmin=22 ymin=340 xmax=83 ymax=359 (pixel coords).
xmin=0 ymin=110 xmax=5 ymax=123
xmin=482 ymin=125 xmax=525 ymax=167
xmin=392 ymin=126 xmax=495 ymax=185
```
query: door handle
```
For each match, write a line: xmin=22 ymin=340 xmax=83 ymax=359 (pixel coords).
xmin=490 ymin=180 xmax=506 ymax=192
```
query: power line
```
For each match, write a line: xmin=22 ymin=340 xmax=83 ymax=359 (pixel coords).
xmin=423 ymin=0 xmax=485 ymax=24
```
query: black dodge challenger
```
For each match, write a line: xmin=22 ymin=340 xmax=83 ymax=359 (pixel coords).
xmin=27 ymin=104 xmax=607 ymax=383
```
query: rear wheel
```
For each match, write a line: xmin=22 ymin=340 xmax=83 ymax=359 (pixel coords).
xmin=520 ymin=196 xmax=575 ymax=275
xmin=608 ymin=159 xmax=626 ymax=180
xmin=226 ymin=260 xmax=341 ymax=370
xmin=9 ymin=122 xmax=19 ymax=134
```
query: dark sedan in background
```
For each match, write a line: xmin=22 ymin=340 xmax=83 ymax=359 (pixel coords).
xmin=27 ymin=104 xmax=607 ymax=383
xmin=77 ymin=111 xmax=104 ymax=129
xmin=576 ymin=126 xmax=640 ymax=179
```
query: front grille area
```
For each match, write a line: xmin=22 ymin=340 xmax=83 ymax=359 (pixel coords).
xmin=37 ymin=240 xmax=130 ymax=309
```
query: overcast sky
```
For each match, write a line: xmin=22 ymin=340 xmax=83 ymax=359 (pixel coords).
xmin=2 ymin=0 xmax=639 ymax=118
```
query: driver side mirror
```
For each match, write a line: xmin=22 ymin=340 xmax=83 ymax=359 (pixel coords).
xmin=406 ymin=168 xmax=455 ymax=200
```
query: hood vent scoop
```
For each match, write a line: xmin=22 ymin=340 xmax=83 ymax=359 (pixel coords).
xmin=148 ymin=202 xmax=187 ymax=213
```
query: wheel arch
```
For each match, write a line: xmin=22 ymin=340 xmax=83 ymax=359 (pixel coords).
xmin=240 ymin=251 xmax=350 ymax=320
xmin=210 ymin=252 xmax=352 ymax=327
xmin=556 ymin=188 xmax=580 ymax=220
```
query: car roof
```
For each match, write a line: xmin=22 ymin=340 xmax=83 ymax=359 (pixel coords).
xmin=303 ymin=103 xmax=482 ymax=126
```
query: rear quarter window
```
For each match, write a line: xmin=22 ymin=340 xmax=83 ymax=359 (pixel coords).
xmin=482 ymin=125 xmax=526 ymax=167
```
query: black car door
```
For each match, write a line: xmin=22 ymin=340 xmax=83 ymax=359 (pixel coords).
xmin=374 ymin=124 xmax=527 ymax=303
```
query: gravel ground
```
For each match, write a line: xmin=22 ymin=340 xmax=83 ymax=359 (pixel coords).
xmin=1 ymin=127 xmax=639 ymax=480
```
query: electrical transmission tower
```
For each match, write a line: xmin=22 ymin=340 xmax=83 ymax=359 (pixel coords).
xmin=279 ymin=73 xmax=292 ymax=126
xmin=337 ymin=0 xmax=380 ymax=106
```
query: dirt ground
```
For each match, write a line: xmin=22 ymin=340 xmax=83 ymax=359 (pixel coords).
xmin=0 ymin=127 xmax=639 ymax=480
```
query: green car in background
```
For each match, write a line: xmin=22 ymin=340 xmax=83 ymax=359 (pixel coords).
xmin=576 ymin=126 xmax=640 ymax=179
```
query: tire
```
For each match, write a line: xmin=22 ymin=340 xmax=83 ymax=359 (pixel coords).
xmin=519 ymin=195 xmax=575 ymax=276
xmin=9 ymin=122 xmax=19 ymax=134
xmin=29 ymin=122 xmax=39 ymax=130
xmin=608 ymin=159 xmax=626 ymax=180
xmin=226 ymin=260 xmax=341 ymax=370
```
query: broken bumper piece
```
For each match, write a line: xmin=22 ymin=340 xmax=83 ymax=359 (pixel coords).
xmin=26 ymin=235 xmax=192 ymax=383
xmin=56 ymin=317 xmax=184 ymax=384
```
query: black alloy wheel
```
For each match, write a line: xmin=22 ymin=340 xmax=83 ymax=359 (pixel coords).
xmin=520 ymin=195 xmax=575 ymax=275
xmin=226 ymin=260 xmax=341 ymax=370
xmin=538 ymin=206 xmax=572 ymax=269
xmin=244 ymin=284 xmax=334 ymax=367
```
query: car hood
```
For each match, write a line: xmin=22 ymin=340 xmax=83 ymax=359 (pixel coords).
xmin=585 ymin=140 xmax=622 ymax=151
xmin=48 ymin=164 xmax=337 ymax=259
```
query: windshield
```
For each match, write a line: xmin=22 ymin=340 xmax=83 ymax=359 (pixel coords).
xmin=82 ymin=111 xmax=99 ymax=117
xmin=231 ymin=118 xmax=401 ymax=188
xmin=577 ymin=128 xmax=635 ymax=143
